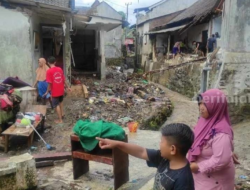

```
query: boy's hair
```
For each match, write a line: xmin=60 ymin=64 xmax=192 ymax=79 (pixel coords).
xmin=48 ymin=56 xmax=56 ymax=64
xmin=161 ymin=123 xmax=194 ymax=156
xmin=192 ymin=41 xmax=196 ymax=44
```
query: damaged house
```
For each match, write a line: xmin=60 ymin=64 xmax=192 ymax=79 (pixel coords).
xmin=73 ymin=1 xmax=123 ymax=78
xmin=135 ymin=0 xmax=223 ymax=65
xmin=134 ymin=0 xmax=200 ymax=66
xmin=0 ymin=0 xmax=123 ymax=85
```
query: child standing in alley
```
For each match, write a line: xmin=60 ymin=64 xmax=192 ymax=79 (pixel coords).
xmin=97 ymin=123 xmax=195 ymax=190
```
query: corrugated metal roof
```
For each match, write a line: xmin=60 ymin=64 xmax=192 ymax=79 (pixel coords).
xmin=146 ymin=25 xmax=186 ymax=35
xmin=149 ymin=10 xmax=185 ymax=31
xmin=32 ymin=0 xmax=71 ymax=8
xmin=168 ymin=0 xmax=221 ymax=25
xmin=75 ymin=6 xmax=91 ymax=15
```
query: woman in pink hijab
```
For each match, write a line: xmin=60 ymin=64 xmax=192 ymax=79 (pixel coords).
xmin=188 ymin=89 xmax=235 ymax=190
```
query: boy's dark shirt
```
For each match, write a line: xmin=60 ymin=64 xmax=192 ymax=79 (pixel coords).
xmin=146 ymin=149 xmax=194 ymax=190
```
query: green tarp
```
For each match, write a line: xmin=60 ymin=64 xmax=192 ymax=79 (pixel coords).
xmin=73 ymin=119 xmax=125 ymax=152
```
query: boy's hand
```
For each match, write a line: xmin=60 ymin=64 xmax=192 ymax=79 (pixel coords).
xmin=43 ymin=92 xmax=48 ymax=98
xmin=96 ymin=137 xmax=118 ymax=149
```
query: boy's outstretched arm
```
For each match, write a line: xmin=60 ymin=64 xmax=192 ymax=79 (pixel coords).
xmin=96 ymin=137 xmax=149 ymax=161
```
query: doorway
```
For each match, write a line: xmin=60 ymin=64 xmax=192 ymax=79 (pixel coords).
xmin=71 ymin=30 xmax=97 ymax=72
xmin=41 ymin=25 xmax=64 ymax=70
xmin=202 ymin=30 xmax=208 ymax=46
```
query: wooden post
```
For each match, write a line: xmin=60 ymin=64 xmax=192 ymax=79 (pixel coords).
xmin=167 ymin=35 xmax=170 ymax=60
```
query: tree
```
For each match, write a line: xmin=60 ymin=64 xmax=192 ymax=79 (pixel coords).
xmin=118 ymin=11 xmax=126 ymax=21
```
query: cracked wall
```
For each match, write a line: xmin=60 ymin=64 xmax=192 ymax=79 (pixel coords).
xmin=0 ymin=6 xmax=33 ymax=84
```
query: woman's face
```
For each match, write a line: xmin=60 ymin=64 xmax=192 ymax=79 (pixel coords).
xmin=199 ymin=101 xmax=209 ymax=119
xmin=38 ymin=59 xmax=43 ymax=67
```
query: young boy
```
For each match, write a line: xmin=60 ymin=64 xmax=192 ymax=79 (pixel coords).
xmin=96 ymin=123 xmax=195 ymax=190
xmin=44 ymin=56 xmax=70 ymax=124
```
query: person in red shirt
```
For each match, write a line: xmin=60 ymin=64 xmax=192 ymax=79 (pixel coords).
xmin=44 ymin=56 xmax=70 ymax=124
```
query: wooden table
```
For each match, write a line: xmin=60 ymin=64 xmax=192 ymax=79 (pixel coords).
xmin=2 ymin=105 xmax=47 ymax=153
xmin=25 ymin=105 xmax=47 ymax=116
xmin=2 ymin=121 xmax=41 ymax=153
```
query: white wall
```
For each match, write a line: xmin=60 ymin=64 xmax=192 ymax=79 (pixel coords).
xmin=96 ymin=2 xmax=122 ymax=21
xmin=104 ymin=26 xmax=123 ymax=58
xmin=30 ymin=13 xmax=41 ymax=83
xmin=138 ymin=0 xmax=199 ymax=24
xmin=221 ymin=0 xmax=250 ymax=52
xmin=187 ymin=23 xmax=209 ymax=47
xmin=211 ymin=16 xmax=222 ymax=37
xmin=0 ymin=6 xmax=33 ymax=84
xmin=137 ymin=23 xmax=152 ymax=66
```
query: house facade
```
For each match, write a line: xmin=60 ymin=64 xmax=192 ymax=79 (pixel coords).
xmin=0 ymin=0 xmax=123 ymax=84
xmin=0 ymin=0 xmax=76 ymax=84
xmin=135 ymin=0 xmax=223 ymax=66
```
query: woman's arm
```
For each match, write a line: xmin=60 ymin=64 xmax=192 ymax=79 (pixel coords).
xmin=96 ymin=137 xmax=149 ymax=160
xmin=194 ymin=133 xmax=233 ymax=174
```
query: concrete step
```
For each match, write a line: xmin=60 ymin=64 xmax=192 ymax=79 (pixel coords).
xmin=138 ymin=177 xmax=154 ymax=190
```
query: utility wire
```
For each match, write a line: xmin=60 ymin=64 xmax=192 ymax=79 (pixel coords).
xmin=103 ymin=0 xmax=134 ymax=10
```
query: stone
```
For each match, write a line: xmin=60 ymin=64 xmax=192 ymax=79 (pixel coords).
xmin=0 ymin=153 xmax=37 ymax=190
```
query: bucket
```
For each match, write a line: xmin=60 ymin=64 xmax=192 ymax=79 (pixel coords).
xmin=127 ymin=122 xmax=138 ymax=133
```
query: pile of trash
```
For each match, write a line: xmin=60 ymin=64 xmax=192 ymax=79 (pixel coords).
xmin=67 ymin=67 xmax=173 ymax=130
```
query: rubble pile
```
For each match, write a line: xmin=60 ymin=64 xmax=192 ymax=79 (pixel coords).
xmin=68 ymin=67 xmax=173 ymax=130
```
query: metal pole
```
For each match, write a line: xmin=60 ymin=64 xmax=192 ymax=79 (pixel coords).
xmin=136 ymin=9 xmax=139 ymax=69
xmin=125 ymin=2 xmax=132 ymax=39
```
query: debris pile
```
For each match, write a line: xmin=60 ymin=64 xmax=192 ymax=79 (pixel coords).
xmin=68 ymin=67 xmax=173 ymax=130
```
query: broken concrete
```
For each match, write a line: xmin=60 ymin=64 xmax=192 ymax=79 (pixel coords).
xmin=0 ymin=153 xmax=37 ymax=190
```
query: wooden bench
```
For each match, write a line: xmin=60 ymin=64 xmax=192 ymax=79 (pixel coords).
xmin=71 ymin=134 xmax=129 ymax=190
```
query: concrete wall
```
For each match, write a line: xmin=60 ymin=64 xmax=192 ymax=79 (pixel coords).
xmin=209 ymin=0 xmax=250 ymax=123
xmin=30 ymin=13 xmax=41 ymax=84
xmin=147 ymin=60 xmax=204 ymax=98
xmin=211 ymin=16 xmax=222 ymax=36
xmin=137 ymin=23 xmax=152 ymax=66
xmin=0 ymin=6 xmax=33 ymax=85
xmin=221 ymin=0 xmax=250 ymax=52
xmin=138 ymin=0 xmax=199 ymax=25
xmin=104 ymin=26 xmax=123 ymax=58
xmin=95 ymin=2 xmax=122 ymax=21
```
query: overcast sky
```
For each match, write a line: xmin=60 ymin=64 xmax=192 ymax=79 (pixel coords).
xmin=75 ymin=0 xmax=159 ymax=24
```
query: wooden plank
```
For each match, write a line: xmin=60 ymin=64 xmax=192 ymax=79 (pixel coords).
xmin=82 ymin=85 xmax=89 ymax=99
xmin=71 ymin=134 xmax=80 ymax=142
xmin=72 ymin=151 xmax=113 ymax=165
xmin=113 ymin=135 xmax=129 ymax=189
xmin=72 ymin=158 xmax=89 ymax=179
xmin=36 ymin=160 xmax=54 ymax=168
xmin=33 ymin=152 xmax=72 ymax=162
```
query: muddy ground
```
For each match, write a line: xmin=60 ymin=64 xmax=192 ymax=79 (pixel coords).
xmin=0 ymin=81 xmax=250 ymax=189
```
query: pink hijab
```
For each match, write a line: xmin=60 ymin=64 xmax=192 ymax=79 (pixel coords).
xmin=188 ymin=89 xmax=233 ymax=162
